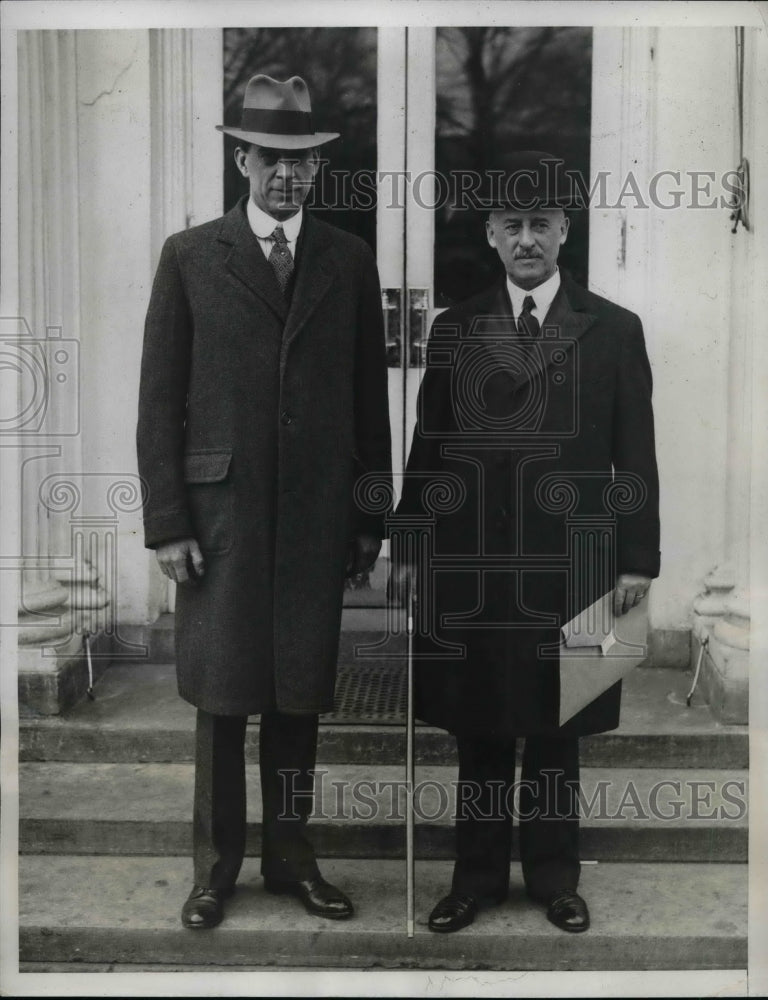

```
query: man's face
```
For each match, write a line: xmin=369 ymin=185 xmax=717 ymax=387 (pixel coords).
xmin=486 ymin=208 xmax=569 ymax=289
xmin=234 ymin=144 xmax=319 ymax=220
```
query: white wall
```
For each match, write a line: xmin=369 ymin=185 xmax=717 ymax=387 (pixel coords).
xmin=75 ymin=29 xmax=165 ymax=626
xmin=74 ymin=28 xmax=223 ymax=628
xmin=592 ymin=27 xmax=740 ymax=630
xmin=72 ymin=26 xmax=749 ymax=638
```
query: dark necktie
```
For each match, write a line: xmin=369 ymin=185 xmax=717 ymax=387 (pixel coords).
xmin=516 ymin=294 xmax=540 ymax=341
xmin=268 ymin=224 xmax=294 ymax=295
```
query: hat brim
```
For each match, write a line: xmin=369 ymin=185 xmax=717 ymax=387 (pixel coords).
xmin=486 ymin=196 xmax=578 ymax=211
xmin=216 ymin=125 xmax=339 ymax=149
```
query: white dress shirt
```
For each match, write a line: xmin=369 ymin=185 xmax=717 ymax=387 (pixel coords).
xmin=506 ymin=267 xmax=561 ymax=326
xmin=246 ymin=199 xmax=303 ymax=261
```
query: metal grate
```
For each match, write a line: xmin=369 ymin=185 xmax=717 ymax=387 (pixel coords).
xmin=323 ymin=663 xmax=406 ymax=725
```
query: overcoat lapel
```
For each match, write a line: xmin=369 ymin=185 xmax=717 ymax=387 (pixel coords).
xmin=281 ymin=213 xmax=337 ymax=358
xmin=473 ymin=274 xmax=596 ymax=391
xmin=218 ymin=198 xmax=288 ymax=323
xmin=469 ymin=281 xmax=519 ymax=376
xmin=218 ymin=200 xmax=339 ymax=363
xmin=542 ymin=276 xmax=597 ymax=355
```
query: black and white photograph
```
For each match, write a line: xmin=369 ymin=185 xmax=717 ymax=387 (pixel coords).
xmin=1 ymin=1 xmax=766 ymax=996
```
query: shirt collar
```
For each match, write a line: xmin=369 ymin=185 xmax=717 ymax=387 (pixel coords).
xmin=247 ymin=198 xmax=303 ymax=243
xmin=506 ymin=267 xmax=561 ymax=320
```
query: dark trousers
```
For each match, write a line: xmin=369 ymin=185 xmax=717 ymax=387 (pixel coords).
xmin=193 ymin=709 xmax=320 ymax=889
xmin=451 ymin=733 xmax=580 ymax=905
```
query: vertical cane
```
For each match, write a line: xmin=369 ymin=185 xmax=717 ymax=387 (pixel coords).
xmin=406 ymin=576 xmax=416 ymax=938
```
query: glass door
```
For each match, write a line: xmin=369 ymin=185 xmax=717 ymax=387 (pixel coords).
xmin=432 ymin=25 xmax=593 ymax=305
xmin=220 ymin=25 xmax=592 ymax=607
xmin=221 ymin=26 xmax=398 ymax=606
xmin=395 ymin=23 xmax=593 ymax=511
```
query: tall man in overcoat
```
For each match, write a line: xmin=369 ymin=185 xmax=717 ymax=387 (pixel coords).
xmin=390 ymin=151 xmax=660 ymax=934
xmin=137 ymin=75 xmax=391 ymax=928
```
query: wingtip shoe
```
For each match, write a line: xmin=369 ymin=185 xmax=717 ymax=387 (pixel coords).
xmin=181 ymin=884 xmax=235 ymax=929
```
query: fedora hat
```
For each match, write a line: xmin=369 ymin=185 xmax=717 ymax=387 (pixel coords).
xmin=484 ymin=150 xmax=580 ymax=210
xmin=216 ymin=74 xmax=339 ymax=150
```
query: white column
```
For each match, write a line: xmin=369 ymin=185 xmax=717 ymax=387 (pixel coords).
xmin=148 ymin=28 xmax=223 ymax=614
xmin=149 ymin=28 xmax=223 ymax=256
xmin=16 ymin=31 xmax=111 ymax=707
xmin=592 ymin=27 xmax=750 ymax=710
xmin=16 ymin=32 xmax=69 ymax=648
xmin=696 ymin=26 xmax=766 ymax=722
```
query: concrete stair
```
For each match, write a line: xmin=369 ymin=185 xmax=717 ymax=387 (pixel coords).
xmin=20 ymin=857 xmax=746 ymax=971
xmin=20 ymin=762 xmax=747 ymax=861
xmin=18 ymin=652 xmax=748 ymax=971
xmin=19 ymin=661 xmax=748 ymax=768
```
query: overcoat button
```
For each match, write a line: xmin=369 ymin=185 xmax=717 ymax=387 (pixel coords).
xmin=280 ymin=412 xmax=292 ymax=425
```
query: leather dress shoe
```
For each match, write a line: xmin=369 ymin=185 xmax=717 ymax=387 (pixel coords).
xmin=181 ymin=885 xmax=234 ymax=929
xmin=428 ymin=892 xmax=478 ymax=933
xmin=263 ymin=875 xmax=354 ymax=919
xmin=546 ymin=889 xmax=590 ymax=933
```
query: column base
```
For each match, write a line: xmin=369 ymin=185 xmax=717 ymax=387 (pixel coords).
xmin=692 ymin=632 xmax=748 ymax=725
xmin=18 ymin=631 xmax=112 ymax=717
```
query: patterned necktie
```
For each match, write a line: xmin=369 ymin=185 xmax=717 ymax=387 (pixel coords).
xmin=516 ymin=294 xmax=540 ymax=341
xmin=268 ymin=224 xmax=294 ymax=295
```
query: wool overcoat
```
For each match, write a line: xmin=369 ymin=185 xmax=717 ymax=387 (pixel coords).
xmin=137 ymin=197 xmax=391 ymax=715
xmin=394 ymin=272 xmax=660 ymax=740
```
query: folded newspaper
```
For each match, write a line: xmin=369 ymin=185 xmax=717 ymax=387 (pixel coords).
xmin=558 ymin=591 xmax=649 ymax=725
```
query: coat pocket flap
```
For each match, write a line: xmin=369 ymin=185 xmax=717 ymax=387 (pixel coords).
xmin=184 ymin=451 xmax=232 ymax=483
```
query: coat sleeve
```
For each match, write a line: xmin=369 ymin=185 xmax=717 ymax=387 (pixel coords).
xmin=136 ymin=236 xmax=194 ymax=549
xmin=611 ymin=315 xmax=661 ymax=578
xmin=351 ymin=244 xmax=393 ymax=539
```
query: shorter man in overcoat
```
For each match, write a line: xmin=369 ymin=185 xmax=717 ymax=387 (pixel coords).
xmin=138 ymin=75 xmax=391 ymax=928
xmin=390 ymin=151 xmax=660 ymax=933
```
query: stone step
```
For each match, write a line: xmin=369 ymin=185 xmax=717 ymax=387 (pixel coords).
xmin=19 ymin=856 xmax=746 ymax=970
xmin=19 ymin=762 xmax=747 ymax=862
xmin=116 ymin=608 xmax=692 ymax=670
xmin=19 ymin=662 xmax=747 ymax=768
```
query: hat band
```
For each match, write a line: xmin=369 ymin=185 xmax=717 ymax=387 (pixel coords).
xmin=240 ymin=107 xmax=315 ymax=135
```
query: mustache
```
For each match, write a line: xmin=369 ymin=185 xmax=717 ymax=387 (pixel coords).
xmin=514 ymin=252 xmax=543 ymax=260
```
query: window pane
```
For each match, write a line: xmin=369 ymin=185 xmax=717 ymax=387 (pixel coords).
xmin=222 ymin=27 xmax=378 ymax=251
xmin=434 ymin=26 xmax=592 ymax=306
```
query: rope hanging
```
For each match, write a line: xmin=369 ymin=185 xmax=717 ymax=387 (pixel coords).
xmin=729 ymin=26 xmax=750 ymax=233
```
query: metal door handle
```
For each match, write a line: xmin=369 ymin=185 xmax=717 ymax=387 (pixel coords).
xmin=407 ymin=288 xmax=429 ymax=368
xmin=381 ymin=288 xmax=403 ymax=368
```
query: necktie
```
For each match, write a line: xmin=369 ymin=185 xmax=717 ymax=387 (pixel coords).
xmin=516 ymin=295 xmax=540 ymax=341
xmin=268 ymin=224 xmax=294 ymax=295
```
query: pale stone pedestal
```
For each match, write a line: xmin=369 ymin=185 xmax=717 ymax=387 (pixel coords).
xmin=18 ymin=631 xmax=112 ymax=717
xmin=18 ymin=571 xmax=112 ymax=716
xmin=692 ymin=572 xmax=749 ymax=725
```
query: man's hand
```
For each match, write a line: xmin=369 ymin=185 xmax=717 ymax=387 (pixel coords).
xmin=345 ymin=534 xmax=382 ymax=578
xmin=614 ymin=573 xmax=651 ymax=616
xmin=156 ymin=538 xmax=205 ymax=584
xmin=387 ymin=561 xmax=416 ymax=607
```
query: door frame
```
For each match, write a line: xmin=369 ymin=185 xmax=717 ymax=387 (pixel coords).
xmin=171 ymin=24 xmax=641 ymax=604
xmin=176 ymin=25 xmax=639 ymax=472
